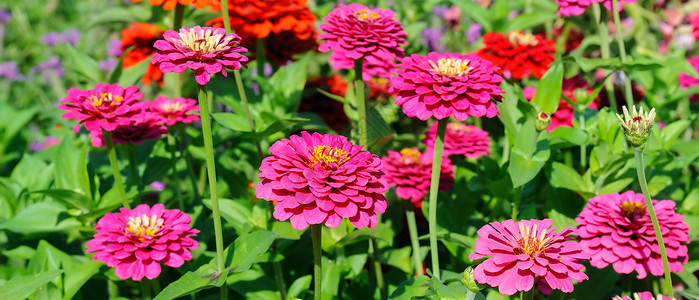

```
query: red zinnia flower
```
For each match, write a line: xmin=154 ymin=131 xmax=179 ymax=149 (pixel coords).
xmin=381 ymin=148 xmax=453 ymax=207
xmin=130 ymin=0 xmax=210 ymax=11
xmin=121 ymin=23 xmax=166 ymax=86
xmin=478 ymin=31 xmax=555 ymax=79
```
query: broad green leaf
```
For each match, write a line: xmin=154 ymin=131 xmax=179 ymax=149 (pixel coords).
xmin=287 ymin=275 xmax=312 ymax=299
xmin=65 ymin=45 xmax=103 ymax=83
xmin=430 ymin=276 xmax=466 ymax=300
xmin=54 ymin=135 xmax=91 ymax=197
xmin=660 ymin=119 xmax=691 ymax=150
xmin=204 ymin=198 xmax=254 ymax=235
xmin=242 ymin=117 xmax=310 ymax=139
xmin=118 ymin=58 xmax=150 ymax=87
xmin=548 ymin=126 xmax=588 ymax=147
xmin=320 ymin=259 xmax=341 ymax=299
xmin=268 ymin=54 xmax=310 ymax=110
xmin=271 ymin=221 xmax=301 ymax=240
xmin=548 ymin=209 xmax=578 ymax=229
xmin=0 ymin=202 xmax=79 ymax=233
xmin=507 ymin=12 xmax=557 ymax=32
xmin=662 ymin=56 xmax=699 ymax=77
xmin=32 ymin=189 xmax=92 ymax=211
xmin=153 ymin=265 xmax=217 ymax=300
xmin=212 ymin=112 xmax=252 ymax=132
xmin=63 ymin=260 xmax=102 ymax=300
xmin=548 ymin=162 xmax=591 ymax=193
xmin=0 ymin=270 xmax=63 ymax=300
xmin=86 ymin=5 xmax=151 ymax=27
xmin=532 ymin=60 xmax=564 ymax=114
xmin=450 ymin=0 xmax=492 ymax=31
xmin=509 ymin=136 xmax=550 ymax=188
xmin=388 ymin=275 xmax=430 ymax=299
xmin=599 ymin=178 xmax=634 ymax=195
xmin=227 ymin=230 xmax=278 ymax=273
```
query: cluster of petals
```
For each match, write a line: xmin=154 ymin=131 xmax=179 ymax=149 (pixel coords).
xmin=390 ymin=52 xmax=503 ymax=121
xmin=208 ymin=0 xmax=317 ymax=65
xmin=523 ymin=76 xmax=596 ymax=132
xmin=152 ymin=26 xmax=248 ymax=85
xmin=149 ymin=96 xmax=200 ymax=126
xmin=256 ymin=131 xmax=388 ymax=230
xmin=556 ymin=0 xmax=636 ymax=16
xmin=381 ymin=148 xmax=454 ymax=207
xmin=59 ymin=83 xmax=147 ymax=134
xmin=130 ymin=0 xmax=210 ymax=11
xmin=318 ymin=4 xmax=406 ymax=76
xmin=469 ymin=219 xmax=590 ymax=295
xmin=613 ymin=292 xmax=676 ymax=300
xmin=678 ymin=55 xmax=699 ymax=102
xmin=121 ymin=23 xmax=166 ymax=86
xmin=88 ymin=112 xmax=168 ymax=147
xmin=85 ymin=204 xmax=199 ymax=281
xmin=423 ymin=122 xmax=491 ymax=157
xmin=575 ymin=191 xmax=690 ymax=279
xmin=478 ymin=31 xmax=555 ymax=79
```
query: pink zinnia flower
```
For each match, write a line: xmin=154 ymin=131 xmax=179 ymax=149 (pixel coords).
xmin=318 ymin=4 xmax=407 ymax=74
xmin=381 ymin=148 xmax=454 ymax=208
xmin=256 ymin=131 xmax=388 ymax=230
xmin=390 ymin=52 xmax=503 ymax=121
xmin=150 ymin=96 xmax=200 ymax=126
xmin=576 ymin=191 xmax=690 ymax=279
xmin=678 ymin=56 xmax=699 ymax=102
xmin=613 ymin=292 xmax=676 ymax=300
xmin=423 ymin=122 xmax=491 ymax=158
xmin=331 ymin=51 xmax=397 ymax=81
xmin=469 ymin=219 xmax=590 ymax=295
xmin=88 ymin=112 xmax=168 ymax=147
xmin=555 ymin=0 xmax=593 ymax=17
xmin=84 ymin=204 xmax=199 ymax=281
xmin=152 ymin=26 xmax=248 ymax=85
xmin=58 ymin=83 xmax=147 ymax=133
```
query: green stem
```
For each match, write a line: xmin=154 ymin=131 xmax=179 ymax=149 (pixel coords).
xmin=312 ymin=224 xmax=322 ymax=300
xmin=633 ymin=148 xmax=673 ymax=297
xmin=173 ymin=3 xmax=184 ymax=30
xmin=125 ymin=145 xmax=141 ymax=191
xmin=219 ymin=0 xmax=232 ymax=33
xmin=500 ymin=132 xmax=510 ymax=166
xmin=579 ymin=112 xmax=587 ymax=169
xmin=197 ymin=85 xmax=227 ymax=298
xmin=427 ymin=119 xmax=447 ymax=280
xmin=406 ymin=203 xmax=424 ymax=276
xmin=512 ymin=186 xmax=522 ymax=221
xmin=593 ymin=3 xmax=619 ymax=113
xmin=354 ymin=58 xmax=367 ymax=146
xmin=180 ymin=130 xmax=201 ymax=202
xmin=611 ymin=0 xmax=634 ymax=108
xmin=107 ymin=279 xmax=119 ymax=299
xmin=168 ymin=133 xmax=184 ymax=211
xmin=233 ymin=69 xmax=264 ymax=159
xmin=465 ymin=290 xmax=476 ymax=300
xmin=104 ymin=130 xmax=130 ymax=209
xmin=272 ymin=250 xmax=287 ymax=300
xmin=521 ymin=290 xmax=534 ymax=300
xmin=141 ymin=280 xmax=152 ymax=300
xmin=371 ymin=239 xmax=386 ymax=300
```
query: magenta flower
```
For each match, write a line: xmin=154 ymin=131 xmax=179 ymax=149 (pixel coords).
xmin=150 ymin=96 xmax=200 ymax=126
xmin=576 ymin=191 xmax=689 ymax=279
xmin=85 ymin=204 xmax=199 ymax=281
xmin=423 ymin=122 xmax=491 ymax=158
xmin=256 ymin=131 xmax=388 ymax=230
xmin=88 ymin=112 xmax=168 ymax=147
xmin=331 ymin=51 xmax=397 ymax=81
xmin=679 ymin=56 xmax=699 ymax=102
xmin=613 ymin=292 xmax=676 ymax=300
xmin=390 ymin=52 xmax=503 ymax=121
xmin=58 ymin=83 xmax=147 ymax=133
xmin=555 ymin=0 xmax=593 ymax=16
xmin=318 ymin=4 xmax=406 ymax=73
xmin=152 ymin=26 xmax=248 ymax=85
xmin=469 ymin=219 xmax=589 ymax=295
xmin=381 ymin=148 xmax=454 ymax=207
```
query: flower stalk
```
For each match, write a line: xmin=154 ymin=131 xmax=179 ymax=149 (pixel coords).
xmin=312 ymin=224 xmax=322 ymax=300
xmin=427 ymin=119 xmax=448 ymax=279
xmin=405 ymin=203 xmax=424 ymax=276
xmin=592 ymin=3 xmax=619 ymax=113
xmin=103 ymin=129 xmax=130 ymax=209
xmin=354 ymin=58 xmax=367 ymax=146
xmin=611 ymin=0 xmax=634 ymax=109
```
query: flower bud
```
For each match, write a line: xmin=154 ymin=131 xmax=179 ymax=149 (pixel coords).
xmin=573 ymin=88 xmax=590 ymax=107
xmin=535 ymin=111 xmax=551 ymax=131
xmin=462 ymin=266 xmax=485 ymax=292
xmin=616 ymin=105 xmax=656 ymax=150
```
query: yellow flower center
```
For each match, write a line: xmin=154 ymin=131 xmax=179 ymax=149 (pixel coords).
xmin=126 ymin=214 xmax=164 ymax=240
xmin=310 ymin=145 xmax=350 ymax=167
xmin=508 ymin=31 xmax=539 ymax=47
xmin=429 ymin=58 xmax=473 ymax=77
xmin=399 ymin=148 xmax=421 ymax=164
xmin=160 ymin=101 xmax=184 ymax=113
xmin=620 ymin=201 xmax=646 ymax=219
xmin=179 ymin=27 xmax=226 ymax=54
xmin=515 ymin=223 xmax=551 ymax=256
xmin=353 ymin=9 xmax=379 ymax=21
xmin=88 ymin=93 xmax=123 ymax=107
xmin=448 ymin=123 xmax=472 ymax=134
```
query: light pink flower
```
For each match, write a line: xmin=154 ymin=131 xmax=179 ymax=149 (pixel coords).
xmin=390 ymin=52 xmax=503 ymax=121
xmin=88 ymin=112 xmax=168 ymax=147
xmin=256 ymin=131 xmax=388 ymax=230
xmin=576 ymin=191 xmax=690 ymax=279
xmin=423 ymin=122 xmax=491 ymax=158
xmin=150 ymin=96 xmax=200 ymax=126
xmin=613 ymin=292 xmax=676 ymax=300
xmin=678 ymin=56 xmax=699 ymax=102
xmin=381 ymin=148 xmax=453 ymax=207
xmin=470 ymin=219 xmax=589 ymax=295
xmin=85 ymin=204 xmax=199 ymax=281
xmin=152 ymin=26 xmax=248 ymax=85
xmin=58 ymin=83 xmax=147 ymax=133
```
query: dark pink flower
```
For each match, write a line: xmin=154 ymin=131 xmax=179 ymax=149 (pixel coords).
xmin=555 ymin=0 xmax=593 ymax=17
xmin=149 ymin=96 xmax=200 ymax=126
xmin=256 ymin=131 xmax=388 ymax=230
xmin=88 ymin=112 xmax=168 ymax=147
xmin=152 ymin=26 xmax=248 ymax=85
xmin=576 ymin=191 xmax=690 ymax=279
xmin=423 ymin=122 xmax=491 ymax=158
xmin=381 ymin=148 xmax=453 ymax=208
xmin=330 ymin=50 xmax=397 ymax=81
xmin=679 ymin=56 xmax=699 ymax=102
xmin=84 ymin=204 xmax=199 ymax=281
xmin=58 ymin=83 xmax=147 ymax=133
xmin=390 ymin=52 xmax=503 ymax=121
xmin=613 ymin=292 xmax=675 ymax=300
xmin=469 ymin=219 xmax=589 ymax=295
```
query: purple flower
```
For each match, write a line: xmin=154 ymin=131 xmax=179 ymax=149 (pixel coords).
xmin=99 ymin=58 xmax=118 ymax=73
xmin=422 ymin=28 xmax=446 ymax=52
xmin=148 ymin=181 xmax=166 ymax=191
xmin=432 ymin=5 xmax=449 ymax=18
xmin=32 ymin=57 xmax=64 ymax=81
xmin=107 ymin=38 xmax=123 ymax=56
xmin=0 ymin=10 xmax=11 ymax=24
xmin=62 ymin=28 xmax=82 ymax=45
xmin=466 ymin=23 xmax=482 ymax=43
xmin=41 ymin=32 xmax=62 ymax=46
xmin=0 ymin=61 xmax=25 ymax=81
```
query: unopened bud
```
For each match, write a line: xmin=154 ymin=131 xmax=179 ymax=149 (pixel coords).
xmin=573 ymin=88 xmax=590 ymax=106
xmin=462 ymin=267 xmax=485 ymax=292
xmin=616 ymin=105 xmax=656 ymax=150
xmin=535 ymin=111 xmax=551 ymax=131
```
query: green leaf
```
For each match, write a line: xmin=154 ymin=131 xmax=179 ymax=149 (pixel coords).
xmin=599 ymin=178 xmax=634 ymax=195
xmin=271 ymin=221 xmax=301 ymax=240
xmin=242 ymin=117 xmax=310 ymax=139
xmin=388 ymin=275 xmax=430 ymax=299
xmin=532 ymin=60 xmax=563 ymax=113
xmin=204 ymin=198 xmax=253 ymax=235
xmin=660 ymin=119 xmax=691 ymax=150
xmin=153 ymin=265 xmax=217 ymax=300
xmin=54 ymin=134 xmax=91 ymax=197
xmin=509 ymin=137 xmax=550 ymax=188
xmin=0 ymin=270 xmax=63 ymax=300
xmin=212 ymin=112 xmax=251 ymax=132
xmin=548 ymin=209 xmax=578 ymax=229
xmin=286 ymin=275 xmax=312 ymax=299
xmin=118 ymin=58 xmax=150 ymax=87
xmin=267 ymin=54 xmax=310 ymax=110
xmin=507 ymin=12 xmax=557 ymax=32
xmin=63 ymin=260 xmax=102 ymax=300
xmin=430 ymin=275 xmax=466 ymax=300
xmin=548 ymin=127 xmax=589 ymax=147
xmin=227 ymin=230 xmax=278 ymax=273
xmin=86 ymin=5 xmax=151 ymax=27
xmin=662 ymin=56 xmax=699 ymax=77
xmin=0 ymin=202 xmax=78 ymax=233
xmin=65 ymin=45 xmax=104 ymax=83
xmin=548 ymin=162 xmax=591 ymax=193
xmin=450 ymin=0 xmax=492 ymax=31
xmin=32 ymin=189 xmax=92 ymax=211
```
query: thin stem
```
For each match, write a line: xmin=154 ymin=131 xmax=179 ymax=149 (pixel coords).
xmin=233 ymin=69 xmax=264 ymax=159
xmin=312 ymin=224 xmax=322 ymax=300
xmin=104 ymin=130 xmax=130 ymax=209
xmin=197 ymin=85 xmax=227 ymax=298
xmin=354 ymin=58 xmax=367 ymax=146
xmin=180 ymin=131 xmax=201 ymax=202
xmin=500 ymin=132 xmax=510 ymax=166
xmin=633 ymin=148 xmax=673 ymax=297
xmin=107 ymin=279 xmax=119 ymax=299
xmin=168 ymin=133 xmax=184 ymax=210
xmin=521 ymin=290 xmax=534 ymax=300
xmin=427 ymin=119 xmax=448 ymax=280
xmin=611 ymin=0 xmax=634 ymax=108
xmin=593 ymin=3 xmax=619 ymax=113
xmin=405 ymin=203 xmax=423 ymax=276
xmin=579 ymin=112 xmax=587 ymax=169
xmin=141 ymin=280 xmax=152 ymax=300
xmin=370 ymin=239 xmax=386 ymax=300
xmin=219 ymin=0 xmax=232 ymax=33
xmin=125 ymin=145 xmax=141 ymax=191
xmin=272 ymin=250 xmax=287 ymax=300
xmin=512 ymin=186 xmax=522 ymax=221
xmin=173 ymin=3 xmax=184 ymax=30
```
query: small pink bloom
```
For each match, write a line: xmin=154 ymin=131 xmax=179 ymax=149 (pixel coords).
xmin=88 ymin=112 xmax=168 ymax=147
xmin=390 ymin=52 xmax=503 ymax=121
xmin=576 ymin=191 xmax=690 ymax=279
xmin=381 ymin=148 xmax=453 ymax=207
xmin=555 ymin=0 xmax=593 ymax=17
xmin=256 ymin=131 xmax=388 ymax=230
xmin=613 ymin=292 xmax=675 ymax=300
xmin=678 ymin=56 xmax=699 ymax=102
xmin=150 ymin=96 xmax=200 ymax=126
xmin=58 ymin=83 xmax=147 ymax=133
xmin=152 ymin=26 xmax=248 ymax=85
xmin=85 ymin=204 xmax=199 ymax=281
xmin=470 ymin=219 xmax=590 ymax=295
xmin=423 ymin=122 xmax=491 ymax=158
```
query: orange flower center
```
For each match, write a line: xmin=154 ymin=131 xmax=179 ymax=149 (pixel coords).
xmin=515 ymin=223 xmax=551 ymax=257
xmin=399 ymin=148 xmax=421 ymax=164
xmin=160 ymin=101 xmax=185 ymax=113
xmin=508 ymin=31 xmax=539 ymax=47
xmin=179 ymin=28 xmax=226 ymax=54
xmin=88 ymin=93 xmax=123 ymax=108
xmin=620 ymin=201 xmax=646 ymax=219
xmin=429 ymin=58 xmax=473 ymax=77
xmin=310 ymin=145 xmax=350 ymax=167
xmin=126 ymin=214 xmax=164 ymax=240
xmin=353 ymin=9 xmax=379 ymax=21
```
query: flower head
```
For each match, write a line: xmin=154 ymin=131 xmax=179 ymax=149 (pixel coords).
xmin=576 ymin=191 xmax=690 ymax=279
xmin=381 ymin=148 xmax=453 ymax=207
xmin=678 ymin=56 xmax=699 ymax=102
xmin=423 ymin=122 xmax=491 ymax=157
xmin=152 ymin=26 xmax=248 ymax=85
xmin=616 ymin=105 xmax=656 ymax=149
xmin=58 ymin=83 xmax=147 ymax=133
xmin=85 ymin=204 xmax=199 ymax=281
xmin=390 ymin=52 xmax=503 ymax=121
xmin=256 ymin=131 xmax=388 ymax=230
xmin=478 ymin=31 xmax=555 ymax=79
xmin=130 ymin=0 xmax=210 ymax=10
xmin=0 ymin=61 xmax=26 ymax=81
xmin=535 ymin=111 xmax=552 ymax=131
xmin=121 ymin=23 xmax=167 ymax=86
xmin=149 ymin=96 xmax=200 ymax=126
xmin=470 ymin=219 xmax=589 ymax=295
xmin=88 ymin=111 xmax=168 ymax=147
xmin=613 ymin=292 xmax=676 ymax=300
